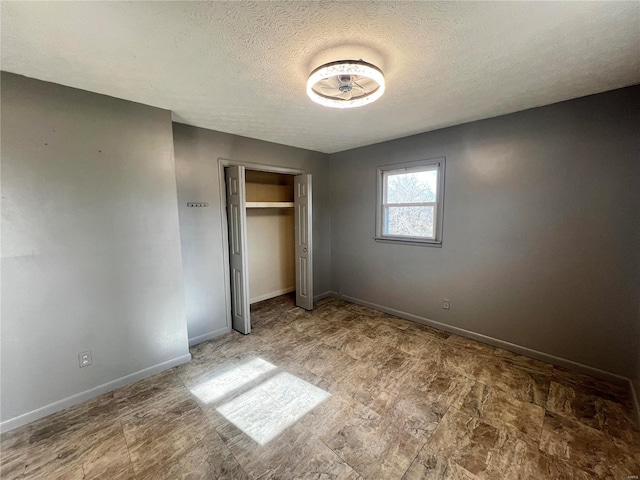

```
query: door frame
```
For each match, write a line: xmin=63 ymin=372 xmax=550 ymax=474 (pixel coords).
xmin=217 ymin=158 xmax=306 ymax=334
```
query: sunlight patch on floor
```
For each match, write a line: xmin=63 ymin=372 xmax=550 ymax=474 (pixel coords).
xmin=189 ymin=357 xmax=277 ymax=404
xmin=216 ymin=372 xmax=331 ymax=445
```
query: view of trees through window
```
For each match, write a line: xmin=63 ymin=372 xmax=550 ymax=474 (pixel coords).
xmin=385 ymin=168 xmax=437 ymax=238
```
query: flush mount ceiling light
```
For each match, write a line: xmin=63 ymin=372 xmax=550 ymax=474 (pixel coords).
xmin=306 ymin=60 xmax=385 ymax=109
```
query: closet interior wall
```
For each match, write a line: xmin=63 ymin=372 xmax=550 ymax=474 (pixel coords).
xmin=245 ymin=170 xmax=295 ymax=304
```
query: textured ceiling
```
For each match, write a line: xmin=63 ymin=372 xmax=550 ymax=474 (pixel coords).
xmin=2 ymin=2 xmax=639 ymax=154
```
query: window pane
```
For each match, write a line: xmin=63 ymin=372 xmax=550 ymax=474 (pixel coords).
xmin=385 ymin=206 xmax=435 ymax=238
xmin=386 ymin=169 xmax=437 ymax=204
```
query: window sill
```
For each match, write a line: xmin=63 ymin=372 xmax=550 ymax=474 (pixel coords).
xmin=374 ymin=236 xmax=442 ymax=247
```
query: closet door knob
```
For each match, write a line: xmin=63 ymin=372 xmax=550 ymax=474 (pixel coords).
xmin=303 ymin=247 xmax=307 ymax=253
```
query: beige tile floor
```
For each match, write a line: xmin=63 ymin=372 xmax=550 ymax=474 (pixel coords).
xmin=1 ymin=294 xmax=639 ymax=479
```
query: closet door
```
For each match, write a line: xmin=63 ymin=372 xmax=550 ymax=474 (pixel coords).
xmin=225 ymin=166 xmax=251 ymax=334
xmin=294 ymin=174 xmax=313 ymax=310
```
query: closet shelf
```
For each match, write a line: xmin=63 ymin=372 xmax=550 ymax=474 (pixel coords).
xmin=246 ymin=201 xmax=294 ymax=209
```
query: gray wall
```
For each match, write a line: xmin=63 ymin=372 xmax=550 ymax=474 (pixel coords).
xmin=0 ymin=73 xmax=190 ymax=426
xmin=172 ymin=124 xmax=331 ymax=344
xmin=329 ymin=86 xmax=640 ymax=378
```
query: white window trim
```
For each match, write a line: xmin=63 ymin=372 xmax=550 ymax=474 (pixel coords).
xmin=375 ymin=158 xmax=445 ymax=247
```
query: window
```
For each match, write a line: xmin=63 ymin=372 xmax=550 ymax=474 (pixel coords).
xmin=375 ymin=158 xmax=445 ymax=246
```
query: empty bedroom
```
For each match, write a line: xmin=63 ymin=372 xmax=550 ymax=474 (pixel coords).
xmin=1 ymin=1 xmax=639 ymax=479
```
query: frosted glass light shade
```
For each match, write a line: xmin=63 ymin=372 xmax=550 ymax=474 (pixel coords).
xmin=306 ymin=60 xmax=385 ymax=109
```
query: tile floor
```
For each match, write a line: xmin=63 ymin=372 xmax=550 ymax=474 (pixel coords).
xmin=1 ymin=294 xmax=639 ymax=479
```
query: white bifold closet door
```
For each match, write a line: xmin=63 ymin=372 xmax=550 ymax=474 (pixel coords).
xmin=225 ymin=166 xmax=251 ymax=334
xmin=294 ymin=174 xmax=313 ymax=310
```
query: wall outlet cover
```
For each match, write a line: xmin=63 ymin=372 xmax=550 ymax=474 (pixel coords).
xmin=78 ymin=350 xmax=92 ymax=368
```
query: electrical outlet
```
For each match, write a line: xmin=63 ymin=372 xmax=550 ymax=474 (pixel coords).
xmin=443 ymin=298 xmax=451 ymax=310
xmin=78 ymin=350 xmax=92 ymax=368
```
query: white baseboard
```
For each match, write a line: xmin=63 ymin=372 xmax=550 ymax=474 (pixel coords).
xmin=0 ymin=353 xmax=192 ymax=433
xmin=189 ymin=326 xmax=230 ymax=346
xmin=250 ymin=287 xmax=295 ymax=305
xmin=314 ymin=291 xmax=338 ymax=302
xmin=340 ymin=294 xmax=630 ymax=386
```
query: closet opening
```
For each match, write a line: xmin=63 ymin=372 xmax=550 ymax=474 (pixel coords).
xmin=245 ymin=170 xmax=295 ymax=305
xmin=220 ymin=161 xmax=313 ymax=335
